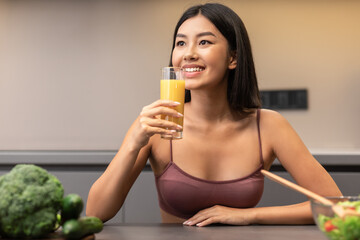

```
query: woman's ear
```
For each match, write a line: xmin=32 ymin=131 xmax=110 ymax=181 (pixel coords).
xmin=228 ymin=52 xmax=237 ymax=70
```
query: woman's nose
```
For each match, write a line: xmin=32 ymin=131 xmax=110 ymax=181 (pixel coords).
xmin=183 ymin=47 xmax=198 ymax=61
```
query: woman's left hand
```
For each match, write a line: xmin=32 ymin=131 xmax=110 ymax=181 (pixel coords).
xmin=183 ymin=205 xmax=255 ymax=227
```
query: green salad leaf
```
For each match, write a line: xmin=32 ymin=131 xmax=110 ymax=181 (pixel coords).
xmin=317 ymin=199 xmax=360 ymax=240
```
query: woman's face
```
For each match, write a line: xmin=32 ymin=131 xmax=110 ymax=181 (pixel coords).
xmin=172 ymin=14 xmax=236 ymax=91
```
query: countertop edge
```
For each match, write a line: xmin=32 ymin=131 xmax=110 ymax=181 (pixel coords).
xmin=0 ymin=150 xmax=359 ymax=166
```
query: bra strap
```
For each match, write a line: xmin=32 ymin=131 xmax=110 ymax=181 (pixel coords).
xmin=256 ymin=109 xmax=264 ymax=166
xmin=170 ymin=139 xmax=174 ymax=162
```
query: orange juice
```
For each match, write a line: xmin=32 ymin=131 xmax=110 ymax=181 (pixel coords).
xmin=160 ymin=79 xmax=185 ymax=135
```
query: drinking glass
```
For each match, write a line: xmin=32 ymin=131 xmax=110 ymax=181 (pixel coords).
xmin=160 ymin=67 xmax=185 ymax=139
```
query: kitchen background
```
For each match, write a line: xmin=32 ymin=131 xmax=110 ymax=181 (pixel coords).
xmin=0 ymin=0 xmax=359 ymax=223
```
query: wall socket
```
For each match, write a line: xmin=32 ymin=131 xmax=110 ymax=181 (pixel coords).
xmin=260 ymin=89 xmax=308 ymax=110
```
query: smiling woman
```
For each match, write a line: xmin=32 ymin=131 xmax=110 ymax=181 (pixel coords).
xmin=172 ymin=15 xmax=236 ymax=95
xmin=86 ymin=3 xmax=342 ymax=227
xmin=170 ymin=5 xmax=259 ymax=110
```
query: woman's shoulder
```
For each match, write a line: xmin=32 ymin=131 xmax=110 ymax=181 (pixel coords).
xmin=234 ymin=108 xmax=286 ymax=126
xmin=258 ymin=108 xmax=293 ymax=132
xmin=259 ymin=108 xmax=287 ymax=122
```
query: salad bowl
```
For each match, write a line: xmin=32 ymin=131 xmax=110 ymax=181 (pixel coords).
xmin=310 ymin=196 xmax=360 ymax=240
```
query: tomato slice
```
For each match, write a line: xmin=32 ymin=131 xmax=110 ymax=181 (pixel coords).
xmin=324 ymin=220 xmax=337 ymax=232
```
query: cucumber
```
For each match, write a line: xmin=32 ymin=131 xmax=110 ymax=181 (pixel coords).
xmin=62 ymin=216 xmax=103 ymax=240
xmin=62 ymin=219 xmax=81 ymax=239
xmin=61 ymin=193 xmax=84 ymax=222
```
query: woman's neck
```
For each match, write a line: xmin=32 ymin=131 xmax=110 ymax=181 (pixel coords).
xmin=186 ymin=89 xmax=233 ymax=123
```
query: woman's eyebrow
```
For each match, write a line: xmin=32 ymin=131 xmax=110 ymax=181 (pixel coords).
xmin=197 ymin=32 xmax=216 ymax=38
xmin=176 ymin=31 xmax=216 ymax=38
xmin=176 ymin=33 xmax=186 ymax=38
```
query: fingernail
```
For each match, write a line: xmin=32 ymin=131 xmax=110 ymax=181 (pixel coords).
xmin=173 ymin=101 xmax=181 ymax=105
xmin=196 ymin=223 xmax=202 ymax=227
xmin=176 ymin=125 xmax=183 ymax=129
xmin=177 ymin=112 xmax=184 ymax=117
xmin=183 ymin=221 xmax=188 ymax=225
xmin=170 ymin=130 xmax=177 ymax=133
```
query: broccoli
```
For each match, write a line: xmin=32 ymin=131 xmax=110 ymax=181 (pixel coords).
xmin=0 ymin=164 xmax=64 ymax=239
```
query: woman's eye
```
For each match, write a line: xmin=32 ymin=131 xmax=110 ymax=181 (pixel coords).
xmin=199 ymin=40 xmax=211 ymax=45
xmin=176 ymin=41 xmax=185 ymax=47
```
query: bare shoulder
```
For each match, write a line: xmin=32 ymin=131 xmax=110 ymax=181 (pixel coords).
xmin=259 ymin=109 xmax=291 ymax=129
xmin=258 ymin=109 xmax=299 ymax=149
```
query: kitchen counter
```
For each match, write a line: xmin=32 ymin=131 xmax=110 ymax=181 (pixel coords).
xmin=0 ymin=151 xmax=358 ymax=224
xmin=0 ymin=150 xmax=359 ymax=166
xmin=96 ymin=223 xmax=328 ymax=240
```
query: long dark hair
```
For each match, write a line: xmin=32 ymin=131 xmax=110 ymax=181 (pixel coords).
xmin=169 ymin=3 xmax=261 ymax=112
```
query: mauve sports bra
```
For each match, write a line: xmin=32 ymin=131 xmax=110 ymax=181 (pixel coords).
xmin=155 ymin=109 xmax=264 ymax=219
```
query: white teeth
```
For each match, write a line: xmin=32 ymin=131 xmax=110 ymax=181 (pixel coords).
xmin=183 ymin=67 xmax=204 ymax=72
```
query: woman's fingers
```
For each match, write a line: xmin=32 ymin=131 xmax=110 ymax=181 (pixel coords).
xmin=138 ymin=116 xmax=182 ymax=139
xmin=140 ymin=100 xmax=182 ymax=121
xmin=195 ymin=217 xmax=218 ymax=227
xmin=183 ymin=208 xmax=213 ymax=226
xmin=183 ymin=206 xmax=253 ymax=227
xmin=184 ymin=214 xmax=216 ymax=227
xmin=141 ymin=106 xmax=183 ymax=119
xmin=131 ymin=99 xmax=183 ymax=147
xmin=140 ymin=124 xmax=179 ymax=137
xmin=140 ymin=117 xmax=182 ymax=131
xmin=143 ymin=99 xmax=180 ymax=112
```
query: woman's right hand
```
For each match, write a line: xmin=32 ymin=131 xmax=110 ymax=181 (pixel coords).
xmin=130 ymin=100 xmax=183 ymax=148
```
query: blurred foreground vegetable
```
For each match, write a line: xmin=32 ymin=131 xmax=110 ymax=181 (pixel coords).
xmin=61 ymin=193 xmax=84 ymax=223
xmin=0 ymin=164 xmax=64 ymax=238
xmin=62 ymin=216 xmax=103 ymax=240
xmin=60 ymin=193 xmax=103 ymax=239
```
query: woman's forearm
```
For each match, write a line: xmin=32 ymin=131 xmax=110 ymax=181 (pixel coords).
xmin=86 ymin=135 xmax=149 ymax=221
xmin=86 ymin=100 xmax=182 ymax=221
xmin=252 ymin=201 xmax=314 ymax=225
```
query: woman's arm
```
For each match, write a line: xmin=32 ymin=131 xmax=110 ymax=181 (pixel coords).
xmin=183 ymin=110 xmax=342 ymax=226
xmin=86 ymin=100 xmax=182 ymax=222
xmin=264 ymin=110 xmax=342 ymax=201
xmin=255 ymin=110 xmax=342 ymax=224
xmin=183 ymin=202 xmax=313 ymax=226
xmin=85 ymin=120 xmax=151 ymax=222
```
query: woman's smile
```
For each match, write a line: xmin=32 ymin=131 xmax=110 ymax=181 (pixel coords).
xmin=172 ymin=15 xmax=234 ymax=91
xmin=182 ymin=64 xmax=205 ymax=78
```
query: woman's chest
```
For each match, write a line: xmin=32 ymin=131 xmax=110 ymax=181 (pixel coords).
xmin=150 ymin=131 xmax=267 ymax=181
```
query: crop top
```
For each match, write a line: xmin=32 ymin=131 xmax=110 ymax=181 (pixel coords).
xmin=155 ymin=109 xmax=264 ymax=219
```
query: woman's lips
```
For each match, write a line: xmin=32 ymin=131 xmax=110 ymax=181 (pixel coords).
xmin=182 ymin=67 xmax=205 ymax=78
xmin=182 ymin=67 xmax=205 ymax=72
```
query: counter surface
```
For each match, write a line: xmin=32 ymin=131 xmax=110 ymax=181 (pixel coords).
xmin=96 ymin=223 xmax=328 ymax=240
xmin=1 ymin=150 xmax=359 ymax=166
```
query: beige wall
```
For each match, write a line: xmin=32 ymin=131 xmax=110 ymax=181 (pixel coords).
xmin=0 ymin=0 xmax=359 ymax=152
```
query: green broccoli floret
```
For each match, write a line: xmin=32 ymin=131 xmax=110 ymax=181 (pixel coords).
xmin=0 ymin=164 xmax=64 ymax=238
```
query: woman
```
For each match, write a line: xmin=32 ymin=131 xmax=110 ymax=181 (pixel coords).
xmin=86 ymin=3 xmax=341 ymax=226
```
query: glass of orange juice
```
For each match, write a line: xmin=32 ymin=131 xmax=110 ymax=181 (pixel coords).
xmin=160 ymin=67 xmax=185 ymax=139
